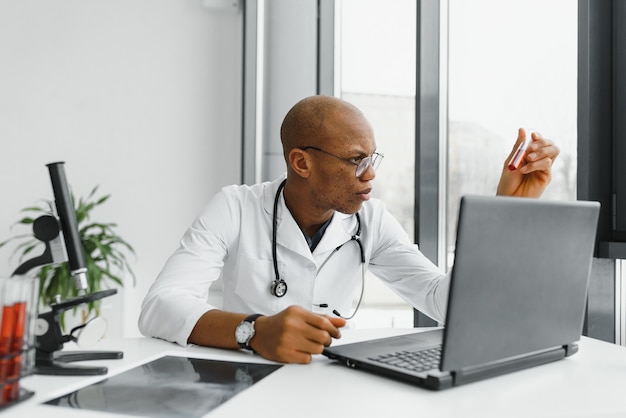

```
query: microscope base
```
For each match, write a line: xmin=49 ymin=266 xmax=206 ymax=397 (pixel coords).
xmin=35 ymin=350 xmax=124 ymax=376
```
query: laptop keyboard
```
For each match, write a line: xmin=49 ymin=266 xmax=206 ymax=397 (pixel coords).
xmin=368 ymin=346 xmax=442 ymax=372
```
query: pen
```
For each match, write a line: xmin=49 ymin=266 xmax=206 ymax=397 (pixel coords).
xmin=507 ymin=134 xmax=533 ymax=171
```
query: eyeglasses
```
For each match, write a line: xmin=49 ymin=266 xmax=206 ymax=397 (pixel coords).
xmin=301 ymin=146 xmax=384 ymax=177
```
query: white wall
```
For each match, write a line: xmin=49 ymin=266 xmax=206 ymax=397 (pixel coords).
xmin=0 ymin=0 xmax=243 ymax=337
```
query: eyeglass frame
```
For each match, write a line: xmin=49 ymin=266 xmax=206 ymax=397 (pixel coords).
xmin=299 ymin=146 xmax=384 ymax=177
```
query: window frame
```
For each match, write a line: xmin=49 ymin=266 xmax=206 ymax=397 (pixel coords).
xmin=241 ymin=0 xmax=624 ymax=339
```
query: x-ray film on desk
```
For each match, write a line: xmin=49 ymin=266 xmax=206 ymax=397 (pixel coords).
xmin=45 ymin=355 xmax=282 ymax=418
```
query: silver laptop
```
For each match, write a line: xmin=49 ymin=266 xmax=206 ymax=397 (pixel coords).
xmin=323 ymin=195 xmax=600 ymax=390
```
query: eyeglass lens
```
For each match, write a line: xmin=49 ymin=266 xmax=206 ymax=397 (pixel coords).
xmin=355 ymin=153 xmax=383 ymax=177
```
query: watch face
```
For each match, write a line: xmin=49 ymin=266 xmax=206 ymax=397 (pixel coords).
xmin=235 ymin=321 xmax=253 ymax=344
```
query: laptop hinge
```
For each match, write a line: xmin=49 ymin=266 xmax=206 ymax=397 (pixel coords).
xmin=563 ymin=342 xmax=579 ymax=357
xmin=451 ymin=347 xmax=567 ymax=386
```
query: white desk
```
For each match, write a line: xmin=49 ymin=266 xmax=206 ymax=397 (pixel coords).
xmin=4 ymin=328 xmax=626 ymax=418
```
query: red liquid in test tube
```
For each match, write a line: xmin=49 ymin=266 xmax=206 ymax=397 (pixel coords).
xmin=6 ymin=302 xmax=26 ymax=401
xmin=0 ymin=304 xmax=15 ymax=405
xmin=507 ymin=133 xmax=533 ymax=172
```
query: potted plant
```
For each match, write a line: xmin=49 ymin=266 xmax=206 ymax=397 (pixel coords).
xmin=0 ymin=186 xmax=135 ymax=329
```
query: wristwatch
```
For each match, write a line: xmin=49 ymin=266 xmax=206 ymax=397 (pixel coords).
xmin=235 ymin=314 xmax=263 ymax=351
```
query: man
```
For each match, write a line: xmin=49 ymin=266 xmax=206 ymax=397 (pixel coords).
xmin=138 ymin=95 xmax=559 ymax=364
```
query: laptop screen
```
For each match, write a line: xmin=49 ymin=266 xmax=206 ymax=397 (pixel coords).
xmin=441 ymin=196 xmax=599 ymax=371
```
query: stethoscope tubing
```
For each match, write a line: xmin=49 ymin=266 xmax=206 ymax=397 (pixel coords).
xmin=271 ymin=179 xmax=365 ymax=319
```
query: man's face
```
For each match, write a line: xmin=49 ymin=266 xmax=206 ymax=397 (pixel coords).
xmin=307 ymin=110 xmax=378 ymax=215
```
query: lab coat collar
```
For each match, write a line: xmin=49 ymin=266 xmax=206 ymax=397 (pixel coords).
xmin=263 ymin=176 xmax=357 ymax=258
xmin=262 ymin=175 xmax=287 ymax=217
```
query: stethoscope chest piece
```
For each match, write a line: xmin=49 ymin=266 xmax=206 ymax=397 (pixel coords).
xmin=271 ymin=279 xmax=288 ymax=298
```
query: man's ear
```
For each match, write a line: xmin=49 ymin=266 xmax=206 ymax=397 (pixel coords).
xmin=288 ymin=148 xmax=311 ymax=178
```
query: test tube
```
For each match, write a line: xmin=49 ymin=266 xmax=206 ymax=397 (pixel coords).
xmin=0 ymin=278 xmax=16 ymax=406
xmin=0 ymin=277 xmax=37 ymax=405
xmin=22 ymin=277 xmax=38 ymax=378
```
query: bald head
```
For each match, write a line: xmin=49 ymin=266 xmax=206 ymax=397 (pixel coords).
xmin=280 ymin=95 xmax=368 ymax=159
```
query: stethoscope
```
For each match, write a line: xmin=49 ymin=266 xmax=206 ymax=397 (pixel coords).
xmin=271 ymin=179 xmax=366 ymax=319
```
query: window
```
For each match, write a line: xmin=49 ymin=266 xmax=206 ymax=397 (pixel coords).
xmin=338 ymin=0 xmax=417 ymax=327
xmin=337 ymin=0 xmax=578 ymax=327
xmin=446 ymin=0 xmax=578 ymax=269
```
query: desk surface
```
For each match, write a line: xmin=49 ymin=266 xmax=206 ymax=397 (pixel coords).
xmin=5 ymin=328 xmax=626 ymax=418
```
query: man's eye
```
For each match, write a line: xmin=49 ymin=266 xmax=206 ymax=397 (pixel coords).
xmin=350 ymin=156 xmax=365 ymax=164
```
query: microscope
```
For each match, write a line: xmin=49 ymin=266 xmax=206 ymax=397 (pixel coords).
xmin=11 ymin=162 xmax=123 ymax=376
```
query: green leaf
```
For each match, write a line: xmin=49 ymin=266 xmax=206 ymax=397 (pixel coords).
xmin=96 ymin=194 xmax=110 ymax=206
xmin=87 ymin=185 xmax=99 ymax=200
xmin=19 ymin=206 xmax=46 ymax=214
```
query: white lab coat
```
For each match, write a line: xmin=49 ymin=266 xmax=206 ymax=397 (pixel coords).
xmin=138 ymin=176 xmax=449 ymax=346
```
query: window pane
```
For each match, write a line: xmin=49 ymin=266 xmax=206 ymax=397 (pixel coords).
xmin=447 ymin=0 xmax=578 ymax=268
xmin=339 ymin=0 xmax=416 ymax=325
xmin=339 ymin=0 xmax=416 ymax=237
